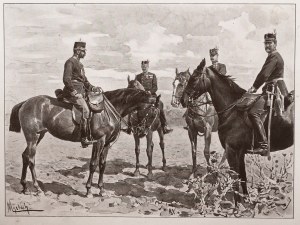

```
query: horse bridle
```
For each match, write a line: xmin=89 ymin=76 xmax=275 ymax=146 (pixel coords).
xmin=185 ymin=68 xmax=237 ymax=117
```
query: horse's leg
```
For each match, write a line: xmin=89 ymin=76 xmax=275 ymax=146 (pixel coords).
xmin=21 ymin=131 xmax=46 ymax=194
xmin=26 ymin=134 xmax=44 ymax=194
xmin=146 ymin=131 xmax=154 ymax=179
xmin=133 ymin=133 xmax=141 ymax=176
xmin=21 ymin=147 xmax=30 ymax=194
xmin=158 ymin=128 xmax=166 ymax=171
xmin=97 ymin=144 xmax=110 ymax=196
xmin=204 ymin=124 xmax=212 ymax=167
xmin=226 ymin=144 xmax=241 ymax=205
xmin=86 ymin=140 xmax=104 ymax=198
xmin=239 ymin=152 xmax=248 ymax=195
xmin=188 ymin=127 xmax=197 ymax=179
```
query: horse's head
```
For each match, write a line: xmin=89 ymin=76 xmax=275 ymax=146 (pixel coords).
xmin=127 ymin=75 xmax=145 ymax=91
xmin=171 ymin=68 xmax=191 ymax=107
xmin=181 ymin=58 xmax=211 ymax=108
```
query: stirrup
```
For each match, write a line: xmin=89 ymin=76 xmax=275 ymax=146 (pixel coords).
xmin=247 ymin=146 xmax=268 ymax=156
xmin=163 ymin=126 xmax=173 ymax=134
xmin=121 ymin=127 xmax=132 ymax=135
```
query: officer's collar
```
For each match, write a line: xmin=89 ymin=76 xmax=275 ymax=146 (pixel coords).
xmin=268 ymin=50 xmax=277 ymax=55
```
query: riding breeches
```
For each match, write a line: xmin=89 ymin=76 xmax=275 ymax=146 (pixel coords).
xmin=248 ymin=95 xmax=268 ymax=144
xmin=73 ymin=97 xmax=90 ymax=119
xmin=158 ymin=100 xmax=168 ymax=126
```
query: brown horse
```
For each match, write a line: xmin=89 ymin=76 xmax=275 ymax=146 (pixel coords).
xmin=172 ymin=68 xmax=225 ymax=177
xmin=9 ymin=88 xmax=157 ymax=198
xmin=181 ymin=59 xmax=294 ymax=200
xmin=127 ymin=76 xmax=166 ymax=178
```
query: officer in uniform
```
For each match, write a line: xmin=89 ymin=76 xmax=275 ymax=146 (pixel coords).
xmin=208 ymin=47 xmax=227 ymax=75
xmin=183 ymin=47 xmax=226 ymax=131
xmin=247 ymin=31 xmax=288 ymax=155
xmin=123 ymin=60 xmax=173 ymax=134
xmin=63 ymin=41 xmax=102 ymax=148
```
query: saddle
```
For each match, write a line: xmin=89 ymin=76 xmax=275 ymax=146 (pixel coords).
xmin=87 ymin=91 xmax=105 ymax=112
xmin=236 ymin=92 xmax=261 ymax=111
xmin=55 ymin=89 xmax=105 ymax=112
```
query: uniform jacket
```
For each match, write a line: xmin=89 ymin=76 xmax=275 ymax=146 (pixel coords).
xmin=253 ymin=51 xmax=284 ymax=90
xmin=63 ymin=57 xmax=94 ymax=96
xmin=135 ymin=72 xmax=158 ymax=95
xmin=208 ymin=63 xmax=227 ymax=75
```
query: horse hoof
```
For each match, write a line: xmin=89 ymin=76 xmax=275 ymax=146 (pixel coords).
xmin=86 ymin=193 xmax=93 ymax=198
xmin=22 ymin=189 xmax=31 ymax=195
xmin=162 ymin=166 xmax=167 ymax=172
xmin=133 ymin=170 xmax=140 ymax=177
xmin=99 ymin=189 xmax=106 ymax=197
xmin=36 ymin=191 xmax=45 ymax=197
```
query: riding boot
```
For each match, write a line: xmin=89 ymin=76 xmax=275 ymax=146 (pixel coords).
xmin=159 ymin=109 xmax=173 ymax=134
xmin=249 ymin=115 xmax=268 ymax=156
xmin=81 ymin=118 xmax=92 ymax=148
xmin=121 ymin=114 xmax=132 ymax=135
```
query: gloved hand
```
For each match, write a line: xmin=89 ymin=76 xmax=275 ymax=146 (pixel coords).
xmin=75 ymin=93 xmax=83 ymax=98
xmin=92 ymin=86 xmax=103 ymax=93
xmin=248 ymin=86 xmax=257 ymax=93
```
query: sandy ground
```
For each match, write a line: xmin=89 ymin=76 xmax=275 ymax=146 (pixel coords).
xmin=5 ymin=124 xmax=293 ymax=217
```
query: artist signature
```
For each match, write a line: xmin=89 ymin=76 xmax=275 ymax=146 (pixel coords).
xmin=7 ymin=200 xmax=44 ymax=214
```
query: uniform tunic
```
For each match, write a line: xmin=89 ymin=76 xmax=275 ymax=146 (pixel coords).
xmin=135 ymin=72 xmax=158 ymax=95
xmin=63 ymin=57 xmax=94 ymax=96
xmin=252 ymin=51 xmax=286 ymax=95
xmin=208 ymin=63 xmax=227 ymax=75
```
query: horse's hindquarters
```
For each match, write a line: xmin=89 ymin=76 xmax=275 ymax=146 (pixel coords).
xmin=269 ymin=105 xmax=294 ymax=151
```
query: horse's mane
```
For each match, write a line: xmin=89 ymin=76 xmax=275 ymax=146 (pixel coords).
xmin=207 ymin=67 xmax=246 ymax=97
xmin=104 ymin=88 xmax=145 ymax=102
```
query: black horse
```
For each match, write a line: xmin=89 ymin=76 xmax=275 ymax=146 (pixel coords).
xmin=181 ymin=59 xmax=294 ymax=200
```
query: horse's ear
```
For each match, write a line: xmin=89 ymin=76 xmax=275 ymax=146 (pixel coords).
xmin=200 ymin=58 xmax=206 ymax=68
xmin=175 ymin=68 xmax=178 ymax=75
xmin=197 ymin=58 xmax=206 ymax=71
xmin=127 ymin=75 xmax=131 ymax=83
xmin=187 ymin=68 xmax=190 ymax=74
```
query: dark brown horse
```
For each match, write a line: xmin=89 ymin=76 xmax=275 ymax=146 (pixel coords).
xmin=172 ymin=68 xmax=225 ymax=177
xmin=181 ymin=59 xmax=294 ymax=199
xmin=9 ymin=88 xmax=157 ymax=198
xmin=127 ymin=76 xmax=166 ymax=178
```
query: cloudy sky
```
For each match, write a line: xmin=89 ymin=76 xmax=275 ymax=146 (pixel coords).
xmin=4 ymin=3 xmax=295 ymax=111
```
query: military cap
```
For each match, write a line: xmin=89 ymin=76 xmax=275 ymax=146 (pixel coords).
xmin=209 ymin=47 xmax=219 ymax=56
xmin=141 ymin=60 xmax=149 ymax=65
xmin=74 ymin=41 xmax=86 ymax=50
xmin=264 ymin=31 xmax=277 ymax=43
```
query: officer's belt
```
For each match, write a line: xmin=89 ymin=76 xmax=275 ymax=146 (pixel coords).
xmin=72 ymin=79 xmax=83 ymax=83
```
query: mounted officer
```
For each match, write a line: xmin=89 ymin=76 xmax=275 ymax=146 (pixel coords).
xmin=208 ymin=47 xmax=227 ymax=75
xmin=62 ymin=41 xmax=102 ymax=148
xmin=136 ymin=60 xmax=173 ymax=134
xmin=247 ymin=31 xmax=288 ymax=155
xmin=123 ymin=60 xmax=173 ymax=134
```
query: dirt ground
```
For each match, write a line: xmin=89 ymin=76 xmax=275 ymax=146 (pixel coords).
xmin=5 ymin=124 xmax=293 ymax=217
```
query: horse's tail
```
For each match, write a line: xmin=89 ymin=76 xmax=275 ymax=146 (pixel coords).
xmin=9 ymin=101 xmax=25 ymax=133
